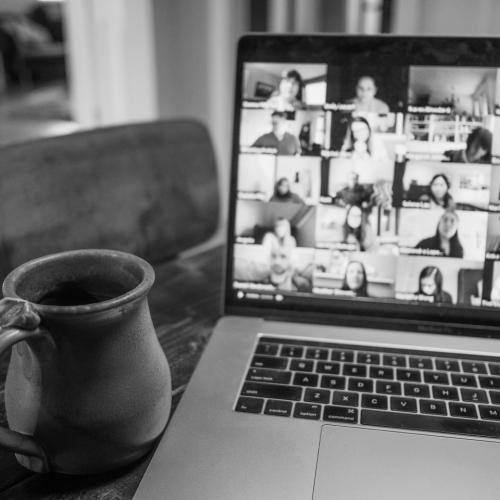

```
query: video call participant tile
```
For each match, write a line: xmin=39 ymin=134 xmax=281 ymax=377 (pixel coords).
xmin=313 ymin=249 xmax=397 ymax=299
xmin=394 ymin=256 xmax=483 ymax=306
xmin=397 ymin=208 xmax=487 ymax=261
xmin=233 ymin=243 xmax=315 ymax=293
xmin=234 ymin=200 xmax=317 ymax=248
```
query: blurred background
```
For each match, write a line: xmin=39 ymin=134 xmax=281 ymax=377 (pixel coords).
xmin=1 ymin=0 xmax=499 ymax=230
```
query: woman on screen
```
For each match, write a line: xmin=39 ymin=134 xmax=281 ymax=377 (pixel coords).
xmin=341 ymin=261 xmax=369 ymax=297
xmin=266 ymin=69 xmax=306 ymax=111
xmin=269 ymin=178 xmax=305 ymax=204
xmin=262 ymin=217 xmax=297 ymax=252
xmin=417 ymin=266 xmax=452 ymax=304
xmin=415 ymin=209 xmax=464 ymax=258
xmin=342 ymin=205 xmax=375 ymax=251
xmin=341 ymin=116 xmax=373 ymax=159
xmin=420 ymin=174 xmax=454 ymax=208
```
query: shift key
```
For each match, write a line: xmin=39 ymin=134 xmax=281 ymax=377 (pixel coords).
xmin=242 ymin=382 xmax=302 ymax=401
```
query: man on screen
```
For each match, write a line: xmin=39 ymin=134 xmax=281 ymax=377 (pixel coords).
xmin=252 ymin=111 xmax=301 ymax=155
xmin=333 ymin=171 xmax=372 ymax=208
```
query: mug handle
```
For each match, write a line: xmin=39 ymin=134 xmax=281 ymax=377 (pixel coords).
xmin=0 ymin=298 xmax=48 ymax=469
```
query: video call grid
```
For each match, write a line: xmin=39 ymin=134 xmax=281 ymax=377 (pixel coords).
xmin=232 ymin=61 xmax=500 ymax=308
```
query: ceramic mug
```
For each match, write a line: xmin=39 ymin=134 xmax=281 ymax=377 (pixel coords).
xmin=0 ymin=249 xmax=171 ymax=474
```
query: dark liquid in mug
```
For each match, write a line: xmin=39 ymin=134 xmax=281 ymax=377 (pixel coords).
xmin=38 ymin=280 xmax=126 ymax=306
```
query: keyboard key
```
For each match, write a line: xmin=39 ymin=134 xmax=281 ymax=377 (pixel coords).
xmin=461 ymin=361 xmax=486 ymax=374
xmin=478 ymin=405 xmax=500 ymax=421
xmin=383 ymin=354 xmax=406 ymax=367
xmin=391 ymin=397 xmax=417 ymax=413
xmin=323 ymin=405 xmax=358 ymax=423
xmin=252 ymin=356 xmax=288 ymax=370
xmin=361 ymin=409 xmax=500 ymax=438
xmin=246 ymin=368 xmax=292 ymax=385
xmin=331 ymin=349 xmax=354 ymax=362
xmin=435 ymin=359 xmax=460 ymax=372
xmin=306 ymin=348 xmax=328 ymax=360
xmin=449 ymin=402 xmax=477 ymax=419
xmin=357 ymin=352 xmax=380 ymax=364
xmin=321 ymin=375 xmax=346 ymax=390
xmin=396 ymin=369 xmax=421 ymax=383
xmin=420 ymin=399 xmax=447 ymax=415
xmin=293 ymin=373 xmax=318 ymax=387
xmin=290 ymin=359 xmax=314 ymax=372
xmin=280 ymin=345 xmax=303 ymax=358
xmin=332 ymin=391 xmax=359 ymax=407
xmin=330 ymin=349 xmax=354 ymax=363
xmin=242 ymin=382 xmax=302 ymax=401
xmin=489 ymin=363 xmax=500 ymax=376
xmin=424 ymin=371 xmax=449 ymax=385
xmin=343 ymin=364 xmax=367 ymax=377
xmin=479 ymin=376 xmax=500 ymax=390
xmin=293 ymin=403 xmax=321 ymax=420
xmin=348 ymin=378 xmax=373 ymax=392
xmin=362 ymin=394 xmax=388 ymax=410
xmin=316 ymin=361 xmax=340 ymax=375
xmin=235 ymin=397 xmax=264 ymax=414
xmin=432 ymin=386 xmax=459 ymax=400
xmin=490 ymin=391 xmax=500 ymax=404
xmin=255 ymin=342 xmax=279 ymax=356
xmin=304 ymin=388 xmax=330 ymax=404
xmin=409 ymin=356 xmax=433 ymax=369
xmin=264 ymin=399 xmax=292 ymax=417
xmin=404 ymin=383 xmax=430 ymax=398
xmin=376 ymin=381 xmax=401 ymax=395
xmin=450 ymin=374 xmax=477 ymax=387
xmin=370 ymin=366 xmax=394 ymax=380
xmin=461 ymin=388 xmax=488 ymax=403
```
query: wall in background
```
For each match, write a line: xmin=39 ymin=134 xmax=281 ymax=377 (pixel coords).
xmin=393 ymin=0 xmax=500 ymax=34
xmin=152 ymin=0 xmax=247 ymax=229
xmin=0 ymin=0 xmax=33 ymax=14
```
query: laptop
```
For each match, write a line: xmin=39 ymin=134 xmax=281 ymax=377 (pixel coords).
xmin=135 ymin=35 xmax=500 ymax=500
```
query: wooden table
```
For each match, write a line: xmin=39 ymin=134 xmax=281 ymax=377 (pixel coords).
xmin=0 ymin=244 xmax=224 ymax=499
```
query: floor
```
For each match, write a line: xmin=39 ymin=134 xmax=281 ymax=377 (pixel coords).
xmin=0 ymin=82 xmax=79 ymax=147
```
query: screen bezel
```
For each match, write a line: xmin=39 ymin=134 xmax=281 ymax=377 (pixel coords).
xmin=224 ymin=34 xmax=500 ymax=338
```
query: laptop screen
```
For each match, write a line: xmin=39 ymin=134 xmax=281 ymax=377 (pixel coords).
xmin=226 ymin=35 xmax=500 ymax=329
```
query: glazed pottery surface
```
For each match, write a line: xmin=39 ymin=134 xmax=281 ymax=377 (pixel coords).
xmin=0 ymin=249 xmax=171 ymax=474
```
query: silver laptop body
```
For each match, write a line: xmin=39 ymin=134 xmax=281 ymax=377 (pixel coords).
xmin=135 ymin=35 xmax=500 ymax=500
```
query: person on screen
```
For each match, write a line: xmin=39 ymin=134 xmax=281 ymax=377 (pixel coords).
xmin=348 ymin=76 xmax=390 ymax=114
xmin=269 ymin=178 xmax=305 ymax=204
xmin=334 ymin=171 xmax=372 ymax=208
xmin=419 ymin=174 xmax=454 ymax=208
xmin=266 ymin=69 xmax=306 ymax=111
xmin=251 ymin=111 xmax=301 ymax=155
xmin=443 ymin=127 xmax=492 ymax=164
xmin=417 ymin=266 xmax=452 ymax=304
xmin=341 ymin=261 xmax=369 ymax=297
xmin=341 ymin=116 xmax=372 ymax=159
xmin=262 ymin=217 xmax=297 ymax=252
xmin=415 ymin=209 xmax=464 ymax=258
xmin=342 ymin=205 xmax=375 ymax=251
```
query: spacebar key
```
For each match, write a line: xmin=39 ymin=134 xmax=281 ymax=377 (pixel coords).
xmin=361 ymin=410 xmax=500 ymax=438
xmin=242 ymin=383 xmax=302 ymax=401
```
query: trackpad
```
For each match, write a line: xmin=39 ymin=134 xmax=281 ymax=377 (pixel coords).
xmin=314 ymin=425 xmax=500 ymax=500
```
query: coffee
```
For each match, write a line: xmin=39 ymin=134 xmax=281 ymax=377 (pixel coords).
xmin=38 ymin=280 xmax=126 ymax=306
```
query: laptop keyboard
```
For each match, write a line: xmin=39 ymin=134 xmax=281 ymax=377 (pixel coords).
xmin=235 ymin=336 xmax=500 ymax=439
